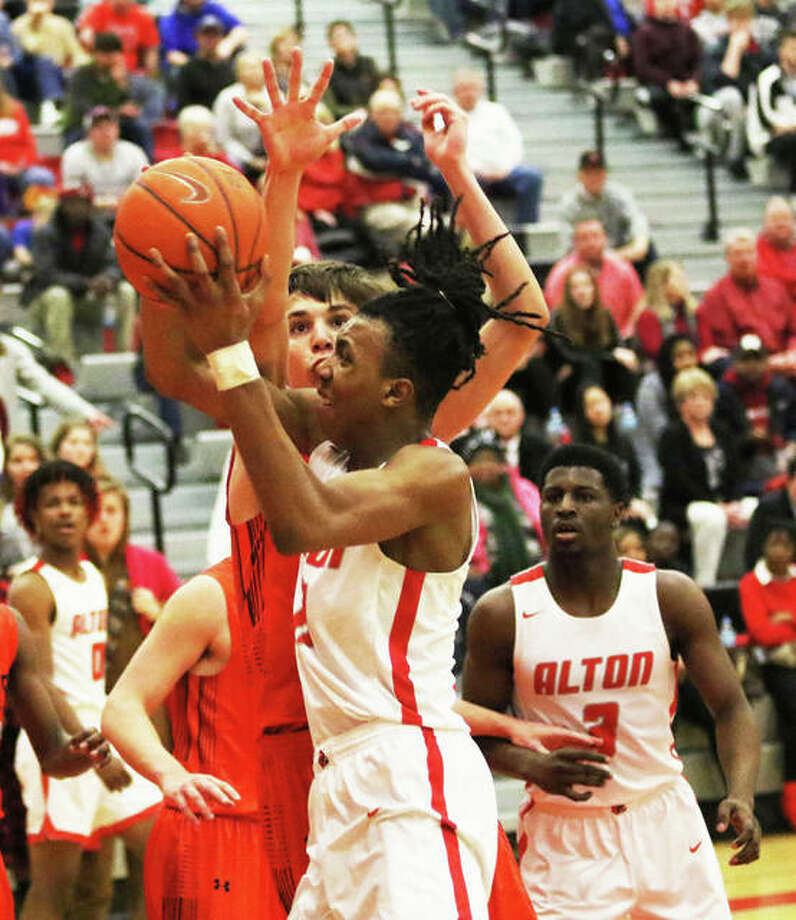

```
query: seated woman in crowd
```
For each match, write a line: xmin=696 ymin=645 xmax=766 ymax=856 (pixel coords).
xmin=50 ymin=415 xmax=107 ymax=479
xmin=0 ymin=433 xmax=44 ymax=574
xmin=658 ymin=367 xmax=749 ymax=586
xmin=213 ymin=50 xmax=268 ymax=182
xmin=636 ymin=259 xmax=698 ymax=362
xmin=633 ymin=332 xmax=699 ymax=502
xmin=0 ymin=82 xmax=54 ymax=212
xmin=615 ymin=521 xmax=649 ymax=561
xmin=545 ymin=266 xmax=639 ymax=417
xmin=85 ymin=477 xmax=179 ymax=691
xmin=739 ymin=526 xmax=796 ymax=829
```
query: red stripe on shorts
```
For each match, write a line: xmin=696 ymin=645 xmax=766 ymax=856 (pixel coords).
xmin=389 ymin=569 xmax=473 ymax=920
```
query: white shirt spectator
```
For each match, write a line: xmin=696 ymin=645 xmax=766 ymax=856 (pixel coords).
xmin=213 ymin=82 xmax=268 ymax=169
xmin=61 ymin=138 xmax=148 ymax=203
xmin=464 ymin=97 xmax=524 ymax=178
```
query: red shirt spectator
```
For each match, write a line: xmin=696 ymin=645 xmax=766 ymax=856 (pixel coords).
xmin=697 ymin=229 xmax=796 ymax=363
xmin=740 ymin=559 xmax=796 ymax=646
xmin=544 ymin=218 xmax=644 ymax=338
xmin=757 ymin=197 xmax=796 ymax=301
xmin=78 ymin=0 xmax=159 ymax=74
xmin=0 ymin=98 xmax=38 ymax=169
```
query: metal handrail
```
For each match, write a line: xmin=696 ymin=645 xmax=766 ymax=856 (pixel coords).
xmin=122 ymin=403 xmax=177 ymax=554
xmin=16 ymin=386 xmax=44 ymax=435
xmin=689 ymin=93 xmax=727 ymax=243
xmin=465 ymin=29 xmax=502 ymax=101
xmin=369 ymin=0 xmax=403 ymax=76
xmin=576 ymin=80 xmax=612 ymax=160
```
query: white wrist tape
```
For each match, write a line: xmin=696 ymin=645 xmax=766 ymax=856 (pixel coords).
xmin=206 ymin=341 xmax=259 ymax=391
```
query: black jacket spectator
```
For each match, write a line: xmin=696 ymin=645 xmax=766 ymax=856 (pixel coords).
xmin=577 ymin=421 xmax=642 ymax=497
xmin=175 ymin=55 xmax=235 ymax=111
xmin=326 ymin=54 xmax=380 ymax=118
xmin=345 ymin=118 xmax=444 ymax=193
xmin=745 ymin=485 xmax=795 ymax=568
xmin=22 ymin=207 xmax=119 ymax=305
xmin=552 ymin=0 xmax=634 ymax=55
xmin=658 ymin=419 xmax=742 ymax=527
xmin=633 ymin=17 xmax=702 ymax=87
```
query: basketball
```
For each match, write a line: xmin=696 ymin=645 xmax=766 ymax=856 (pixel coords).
xmin=113 ymin=156 xmax=268 ymax=300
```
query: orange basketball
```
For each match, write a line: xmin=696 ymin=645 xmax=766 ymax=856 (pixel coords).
xmin=113 ymin=156 xmax=267 ymax=300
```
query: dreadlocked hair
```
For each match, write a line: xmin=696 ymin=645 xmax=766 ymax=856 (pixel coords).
xmin=359 ymin=198 xmax=544 ymax=419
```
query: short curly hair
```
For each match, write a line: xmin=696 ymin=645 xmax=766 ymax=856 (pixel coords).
xmin=17 ymin=460 xmax=99 ymax=536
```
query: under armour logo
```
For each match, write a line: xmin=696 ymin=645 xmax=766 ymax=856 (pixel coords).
xmin=213 ymin=878 xmax=231 ymax=892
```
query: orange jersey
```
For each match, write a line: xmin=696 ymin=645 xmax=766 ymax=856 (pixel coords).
xmin=0 ymin=604 xmax=17 ymax=820
xmin=227 ymin=456 xmax=306 ymax=730
xmin=167 ymin=558 xmax=260 ymax=816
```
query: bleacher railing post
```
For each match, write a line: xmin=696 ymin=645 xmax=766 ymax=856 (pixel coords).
xmin=486 ymin=55 xmax=496 ymax=101
xmin=702 ymin=146 xmax=720 ymax=242
xmin=595 ymin=94 xmax=605 ymax=160
xmin=294 ymin=0 xmax=304 ymax=33
xmin=384 ymin=3 xmax=398 ymax=75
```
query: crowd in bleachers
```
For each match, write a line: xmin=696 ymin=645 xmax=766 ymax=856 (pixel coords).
xmin=0 ymin=0 xmax=792 ymax=905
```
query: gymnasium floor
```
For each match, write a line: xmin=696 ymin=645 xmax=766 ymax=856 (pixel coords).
xmin=719 ymin=834 xmax=796 ymax=919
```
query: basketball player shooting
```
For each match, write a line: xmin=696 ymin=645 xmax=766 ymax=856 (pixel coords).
xmin=462 ymin=444 xmax=762 ymax=920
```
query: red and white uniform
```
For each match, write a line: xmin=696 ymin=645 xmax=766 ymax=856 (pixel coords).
xmin=511 ymin=560 xmax=731 ymax=920
xmin=15 ymin=559 xmax=161 ymax=847
xmin=0 ymin=605 xmax=18 ymax=918
xmin=290 ymin=439 xmax=497 ymax=920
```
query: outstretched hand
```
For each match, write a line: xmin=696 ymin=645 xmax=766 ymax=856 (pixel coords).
xmin=716 ymin=796 xmax=761 ymax=865
xmin=411 ymin=89 xmax=468 ymax=172
xmin=147 ymin=227 xmax=270 ymax=355
xmin=233 ymin=47 xmax=364 ymax=174
xmin=509 ymin=721 xmax=602 ymax=754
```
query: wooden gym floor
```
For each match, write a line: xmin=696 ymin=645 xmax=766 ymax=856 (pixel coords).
xmin=719 ymin=833 xmax=796 ymax=919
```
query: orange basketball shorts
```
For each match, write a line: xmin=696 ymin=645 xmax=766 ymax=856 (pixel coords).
xmin=489 ymin=823 xmax=536 ymax=919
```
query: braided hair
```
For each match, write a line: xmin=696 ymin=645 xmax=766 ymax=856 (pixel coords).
xmin=358 ymin=198 xmax=545 ymax=419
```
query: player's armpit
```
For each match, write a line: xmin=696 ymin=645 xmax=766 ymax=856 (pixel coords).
xmin=461 ymin=584 xmax=516 ymax=715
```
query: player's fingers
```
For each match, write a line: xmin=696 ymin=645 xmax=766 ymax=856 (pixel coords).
xmin=232 ymin=96 xmax=265 ymax=123
xmin=308 ymin=58 xmax=333 ymax=104
xmin=200 ymin=778 xmax=238 ymax=807
xmin=544 ymin=728 xmax=602 ymax=750
xmin=262 ymin=58 xmax=283 ymax=109
xmin=68 ymin=728 xmax=94 ymax=747
xmin=326 ymin=111 xmax=365 ymax=144
xmin=183 ymin=783 xmax=215 ymax=821
xmin=173 ymin=791 xmax=199 ymax=825
xmin=557 ymin=747 xmax=609 ymax=764
xmin=562 ymin=787 xmax=593 ymax=802
xmin=185 ymin=234 xmax=215 ymax=301
xmin=148 ymin=248 xmax=191 ymax=303
xmin=213 ymin=226 xmax=238 ymax=295
xmin=716 ymin=799 xmax=732 ymax=833
xmin=287 ymin=46 xmax=303 ymax=103
xmin=91 ymin=742 xmax=112 ymax=764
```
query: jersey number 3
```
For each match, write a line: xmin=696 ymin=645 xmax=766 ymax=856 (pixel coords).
xmin=582 ymin=702 xmax=619 ymax=757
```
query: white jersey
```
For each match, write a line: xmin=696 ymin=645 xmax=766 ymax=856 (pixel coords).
xmin=294 ymin=439 xmax=475 ymax=746
xmin=511 ymin=559 xmax=683 ymax=807
xmin=27 ymin=558 xmax=108 ymax=724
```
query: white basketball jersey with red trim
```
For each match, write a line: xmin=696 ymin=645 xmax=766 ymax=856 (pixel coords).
xmin=28 ymin=559 xmax=108 ymax=723
xmin=294 ymin=439 xmax=474 ymax=746
xmin=511 ymin=559 xmax=682 ymax=806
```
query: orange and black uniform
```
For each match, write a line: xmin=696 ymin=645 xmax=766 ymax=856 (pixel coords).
xmin=490 ymin=824 xmax=537 ymax=919
xmin=144 ymin=558 xmax=284 ymax=919
xmin=0 ymin=605 xmax=18 ymax=920
xmin=228 ymin=501 xmax=314 ymax=914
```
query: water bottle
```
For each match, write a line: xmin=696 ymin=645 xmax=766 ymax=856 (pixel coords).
xmin=718 ymin=616 xmax=737 ymax=650
xmin=618 ymin=402 xmax=638 ymax=434
xmin=545 ymin=407 xmax=570 ymax=445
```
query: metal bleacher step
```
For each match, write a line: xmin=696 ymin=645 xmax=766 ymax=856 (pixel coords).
xmin=127 ymin=481 xmax=219 ymax=535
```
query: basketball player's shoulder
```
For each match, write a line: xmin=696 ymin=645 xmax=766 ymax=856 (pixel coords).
xmin=468 ymin=582 xmax=516 ymax=655
xmin=6 ymin=566 xmax=54 ymax=623
xmin=389 ymin=441 xmax=470 ymax=492
xmin=654 ymin=568 xmax=712 ymax=633
xmin=161 ymin=570 xmax=228 ymax=636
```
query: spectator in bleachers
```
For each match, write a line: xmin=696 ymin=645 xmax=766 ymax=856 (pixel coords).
xmin=212 ymin=49 xmax=267 ymax=181
xmin=22 ymin=183 xmax=136 ymax=362
xmin=575 ymin=383 xmax=643 ymax=498
xmin=173 ymin=13 xmax=233 ymax=112
xmin=482 ymin=388 xmax=549 ymax=487
xmin=175 ymin=103 xmax=230 ymax=163
xmin=560 ymin=149 xmax=654 ymax=280
xmin=757 ymin=196 xmax=796 ymax=299
xmin=633 ymin=0 xmax=702 ymax=149
xmin=157 ymin=0 xmax=246 ymax=70
xmin=698 ymin=0 xmax=773 ymax=179
xmin=697 ymin=226 xmax=796 ymax=371
xmin=745 ymin=454 xmax=796 ymax=568
xmin=51 ymin=415 xmax=107 ymax=479
xmin=11 ymin=0 xmax=88 ymax=124
xmin=6 ymin=182 xmax=56 ymax=279
xmin=269 ymin=26 xmax=300 ymax=95
xmin=634 ymin=332 xmax=700 ymax=501
xmin=0 ymin=324 xmax=112 ymax=436
xmin=86 ymin=477 xmax=179 ymax=686
xmin=0 ymin=434 xmax=43 ymax=564
xmin=544 ymin=265 xmax=639 ymax=415
xmin=426 ymin=0 xmax=466 ymax=43
xmin=637 ymin=259 xmax=699 ymax=360
xmin=659 ymin=366 xmax=747 ymax=585
xmin=61 ymin=106 xmax=149 ymax=215
xmin=0 ymin=82 xmax=54 ymax=209
xmin=544 ymin=217 xmax=645 ymax=338
xmin=748 ymin=29 xmax=796 ymax=192
xmin=738 ymin=525 xmax=796 ymax=829
xmin=647 ymin=519 xmax=686 ymax=568
xmin=345 ymin=87 xmax=446 ymax=255
xmin=690 ymin=0 xmax=729 ymax=50
xmin=324 ymin=19 xmax=380 ymax=119
xmin=716 ymin=332 xmax=796 ymax=493
xmin=62 ymin=32 xmax=159 ymax=158
xmin=77 ymin=0 xmax=159 ymax=77
xmin=552 ymin=0 xmax=635 ymax=79
xmin=615 ymin=520 xmax=649 ymax=559
xmin=452 ymin=68 xmax=543 ymax=225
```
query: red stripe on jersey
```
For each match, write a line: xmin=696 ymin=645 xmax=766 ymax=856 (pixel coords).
xmin=621 ymin=559 xmax=655 ymax=574
xmin=389 ymin=569 xmax=426 ymax=727
xmin=511 ymin=565 xmax=545 ymax=586
xmin=422 ymin=726 xmax=473 ymax=920
xmin=30 ymin=559 xmax=45 ymax=573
